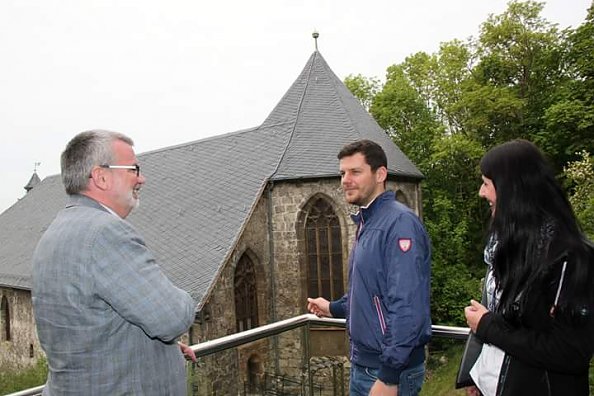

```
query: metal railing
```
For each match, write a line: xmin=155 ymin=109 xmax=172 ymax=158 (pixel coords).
xmin=5 ymin=386 xmax=45 ymax=396
xmin=7 ymin=314 xmax=470 ymax=396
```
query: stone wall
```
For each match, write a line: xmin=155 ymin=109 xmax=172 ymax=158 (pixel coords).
xmin=269 ymin=179 xmax=349 ymax=382
xmin=0 ymin=287 xmax=41 ymax=370
xmin=188 ymin=194 xmax=274 ymax=394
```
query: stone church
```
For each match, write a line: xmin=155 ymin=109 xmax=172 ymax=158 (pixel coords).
xmin=0 ymin=48 xmax=423 ymax=394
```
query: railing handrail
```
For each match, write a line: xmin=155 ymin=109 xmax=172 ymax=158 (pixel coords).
xmin=190 ymin=314 xmax=340 ymax=357
xmin=7 ymin=314 xmax=470 ymax=396
xmin=4 ymin=385 xmax=45 ymax=396
xmin=189 ymin=314 xmax=470 ymax=358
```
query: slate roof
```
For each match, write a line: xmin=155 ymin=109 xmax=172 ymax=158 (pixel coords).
xmin=266 ymin=51 xmax=422 ymax=180
xmin=0 ymin=51 xmax=422 ymax=309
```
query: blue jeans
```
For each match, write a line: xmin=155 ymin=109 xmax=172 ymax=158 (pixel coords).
xmin=349 ymin=362 xmax=425 ymax=396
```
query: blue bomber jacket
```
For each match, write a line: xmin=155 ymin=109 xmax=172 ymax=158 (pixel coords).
xmin=330 ymin=191 xmax=432 ymax=385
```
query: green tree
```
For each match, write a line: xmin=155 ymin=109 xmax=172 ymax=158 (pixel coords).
xmin=539 ymin=3 xmax=594 ymax=170
xmin=470 ymin=0 xmax=566 ymax=147
xmin=370 ymin=62 xmax=443 ymax=170
xmin=424 ymin=135 xmax=486 ymax=325
xmin=564 ymin=150 xmax=594 ymax=239
xmin=344 ymin=74 xmax=381 ymax=111
xmin=431 ymin=40 xmax=474 ymax=134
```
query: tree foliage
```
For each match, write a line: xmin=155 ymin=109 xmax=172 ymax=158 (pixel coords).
xmin=344 ymin=74 xmax=381 ymax=111
xmin=540 ymin=2 xmax=594 ymax=170
xmin=564 ymin=150 xmax=594 ymax=239
xmin=370 ymin=63 xmax=443 ymax=169
xmin=345 ymin=0 xmax=594 ymax=325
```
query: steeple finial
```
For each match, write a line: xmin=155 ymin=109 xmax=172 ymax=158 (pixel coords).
xmin=24 ymin=165 xmax=41 ymax=193
xmin=312 ymin=31 xmax=319 ymax=51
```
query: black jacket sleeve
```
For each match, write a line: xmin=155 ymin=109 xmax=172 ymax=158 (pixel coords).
xmin=476 ymin=311 xmax=593 ymax=374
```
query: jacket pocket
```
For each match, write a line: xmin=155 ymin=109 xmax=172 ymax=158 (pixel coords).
xmin=373 ymin=295 xmax=387 ymax=335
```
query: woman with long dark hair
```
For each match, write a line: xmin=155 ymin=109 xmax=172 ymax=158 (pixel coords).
xmin=463 ymin=139 xmax=594 ymax=395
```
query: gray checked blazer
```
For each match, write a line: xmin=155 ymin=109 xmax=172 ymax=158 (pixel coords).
xmin=32 ymin=194 xmax=196 ymax=395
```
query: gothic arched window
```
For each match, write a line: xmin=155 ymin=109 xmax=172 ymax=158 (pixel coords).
xmin=247 ymin=354 xmax=263 ymax=393
xmin=305 ymin=198 xmax=344 ymax=300
xmin=0 ymin=296 xmax=10 ymax=342
xmin=234 ymin=254 xmax=259 ymax=332
xmin=395 ymin=190 xmax=410 ymax=207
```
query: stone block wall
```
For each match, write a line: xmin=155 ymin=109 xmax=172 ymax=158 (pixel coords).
xmin=188 ymin=194 xmax=274 ymax=393
xmin=269 ymin=179 xmax=349 ymax=382
xmin=0 ymin=287 xmax=42 ymax=370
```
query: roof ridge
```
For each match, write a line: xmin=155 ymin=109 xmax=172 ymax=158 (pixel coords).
xmin=269 ymin=51 xmax=318 ymax=179
xmin=138 ymin=126 xmax=260 ymax=157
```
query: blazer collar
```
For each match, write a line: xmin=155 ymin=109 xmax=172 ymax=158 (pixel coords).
xmin=67 ymin=194 xmax=111 ymax=215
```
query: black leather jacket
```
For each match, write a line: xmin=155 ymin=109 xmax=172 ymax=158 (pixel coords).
xmin=476 ymin=252 xmax=593 ymax=396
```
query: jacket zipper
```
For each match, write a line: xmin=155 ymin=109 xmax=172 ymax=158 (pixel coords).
xmin=373 ymin=296 xmax=386 ymax=335
xmin=348 ymin=217 xmax=364 ymax=336
xmin=496 ymin=354 xmax=511 ymax=395
xmin=544 ymin=370 xmax=552 ymax=395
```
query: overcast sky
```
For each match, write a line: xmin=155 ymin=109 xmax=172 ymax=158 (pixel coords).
xmin=0 ymin=0 xmax=591 ymax=214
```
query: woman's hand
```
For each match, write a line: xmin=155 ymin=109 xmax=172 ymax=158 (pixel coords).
xmin=464 ymin=299 xmax=489 ymax=333
xmin=465 ymin=385 xmax=481 ymax=396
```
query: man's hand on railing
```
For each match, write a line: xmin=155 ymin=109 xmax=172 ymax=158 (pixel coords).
xmin=178 ymin=341 xmax=197 ymax=362
xmin=307 ymin=297 xmax=332 ymax=317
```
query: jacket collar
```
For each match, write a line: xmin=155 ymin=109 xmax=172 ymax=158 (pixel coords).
xmin=66 ymin=194 xmax=111 ymax=215
xmin=350 ymin=190 xmax=395 ymax=225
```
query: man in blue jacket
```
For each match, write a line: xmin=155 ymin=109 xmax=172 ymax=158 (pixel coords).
xmin=307 ymin=139 xmax=432 ymax=396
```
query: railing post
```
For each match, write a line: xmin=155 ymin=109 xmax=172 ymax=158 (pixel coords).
xmin=340 ymin=362 xmax=345 ymax=396
xmin=305 ymin=319 xmax=313 ymax=396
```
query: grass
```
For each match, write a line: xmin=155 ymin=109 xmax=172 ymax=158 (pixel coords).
xmin=0 ymin=358 xmax=47 ymax=395
xmin=422 ymin=342 xmax=594 ymax=396
xmin=421 ymin=342 xmax=467 ymax=396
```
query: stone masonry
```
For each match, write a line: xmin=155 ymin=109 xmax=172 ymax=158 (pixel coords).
xmin=0 ymin=287 xmax=42 ymax=370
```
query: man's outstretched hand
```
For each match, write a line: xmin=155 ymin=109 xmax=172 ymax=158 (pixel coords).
xmin=307 ymin=297 xmax=332 ymax=318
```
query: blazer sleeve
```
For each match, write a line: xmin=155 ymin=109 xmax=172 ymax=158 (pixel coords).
xmin=91 ymin=218 xmax=196 ymax=343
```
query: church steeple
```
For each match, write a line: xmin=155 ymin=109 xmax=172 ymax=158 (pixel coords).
xmin=24 ymin=162 xmax=41 ymax=193
xmin=261 ymin=45 xmax=423 ymax=181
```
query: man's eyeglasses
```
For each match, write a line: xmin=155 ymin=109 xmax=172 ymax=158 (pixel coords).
xmin=99 ymin=164 xmax=141 ymax=177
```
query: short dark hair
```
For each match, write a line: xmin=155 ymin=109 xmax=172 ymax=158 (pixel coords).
xmin=337 ymin=140 xmax=387 ymax=171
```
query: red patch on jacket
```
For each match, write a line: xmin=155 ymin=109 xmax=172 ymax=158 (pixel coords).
xmin=398 ymin=238 xmax=412 ymax=252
